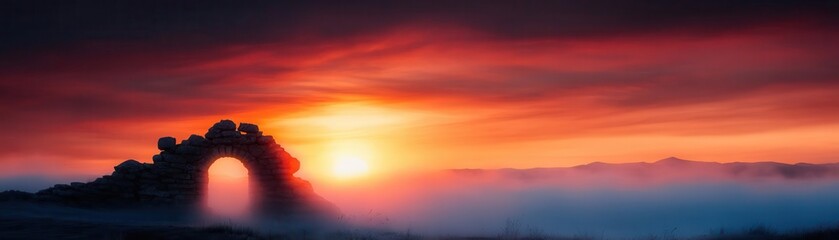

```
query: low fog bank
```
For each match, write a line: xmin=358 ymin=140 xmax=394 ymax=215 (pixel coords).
xmin=4 ymin=159 xmax=839 ymax=238
xmin=0 ymin=201 xmax=346 ymax=238
xmin=318 ymin=161 xmax=839 ymax=238
xmin=0 ymin=175 xmax=97 ymax=193
xmin=409 ymin=182 xmax=839 ymax=237
xmin=0 ymin=201 xmax=193 ymax=225
xmin=0 ymin=176 xmax=341 ymax=237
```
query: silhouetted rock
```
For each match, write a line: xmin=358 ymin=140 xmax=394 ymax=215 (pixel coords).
xmin=185 ymin=134 xmax=207 ymax=146
xmin=114 ymin=159 xmax=145 ymax=173
xmin=257 ymin=135 xmax=275 ymax=144
xmin=33 ymin=120 xmax=337 ymax=220
xmin=220 ymin=130 xmax=241 ymax=137
xmin=212 ymin=119 xmax=236 ymax=131
xmin=157 ymin=137 xmax=176 ymax=150
xmin=238 ymin=122 xmax=259 ymax=133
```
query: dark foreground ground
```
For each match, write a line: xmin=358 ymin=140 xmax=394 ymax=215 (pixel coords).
xmin=1 ymin=216 xmax=839 ymax=240
xmin=0 ymin=200 xmax=837 ymax=240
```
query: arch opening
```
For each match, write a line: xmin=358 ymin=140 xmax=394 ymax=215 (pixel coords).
xmin=205 ymin=157 xmax=253 ymax=221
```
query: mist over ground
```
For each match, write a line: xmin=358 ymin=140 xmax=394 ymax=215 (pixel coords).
xmin=317 ymin=160 xmax=839 ymax=238
xmin=0 ymin=175 xmax=96 ymax=193
xmin=4 ymin=159 xmax=839 ymax=238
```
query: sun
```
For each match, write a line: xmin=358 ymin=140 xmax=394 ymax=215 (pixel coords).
xmin=332 ymin=155 xmax=369 ymax=178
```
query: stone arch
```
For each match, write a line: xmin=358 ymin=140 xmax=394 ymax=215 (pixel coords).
xmin=193 ymin=143 xmax=291 ymax=214
xmin=34 ymin=120 xmax=335 ymax=219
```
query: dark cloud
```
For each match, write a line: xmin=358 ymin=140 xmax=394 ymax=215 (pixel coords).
xmin=2 ymin=1 xmax=837 ymax=55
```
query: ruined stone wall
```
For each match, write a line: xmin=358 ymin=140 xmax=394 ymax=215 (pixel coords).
xmin=35 ymin=120 xmax=334 ymax=218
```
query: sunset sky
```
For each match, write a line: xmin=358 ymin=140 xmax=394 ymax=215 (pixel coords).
xmin=1 ymin=1 xmax=838 ymax=181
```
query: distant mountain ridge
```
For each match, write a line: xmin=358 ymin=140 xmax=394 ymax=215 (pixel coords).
xmin=448 ymin=157 xmax=839 ymax=182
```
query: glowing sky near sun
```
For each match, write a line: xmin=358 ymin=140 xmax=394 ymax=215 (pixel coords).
xmin=0 ymin=1 xmax=838 ymax=182
xmin=206 ymin=157 xmax=250 ymax=219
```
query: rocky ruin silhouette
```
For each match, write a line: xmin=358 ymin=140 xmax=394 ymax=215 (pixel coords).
xmin=34 ymin=120 xmax=335 ymax=219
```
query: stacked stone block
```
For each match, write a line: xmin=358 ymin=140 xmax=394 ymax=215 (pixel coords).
xmin=34 ymin=120 xmax=335 ymax=218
